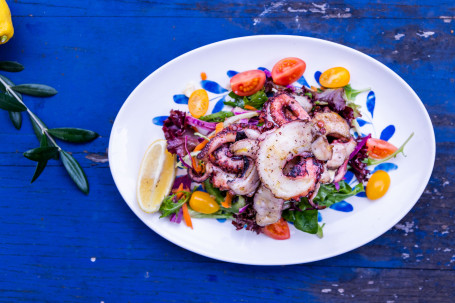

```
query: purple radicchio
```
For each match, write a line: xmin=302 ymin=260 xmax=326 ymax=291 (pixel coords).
xmin=162 ymin=110 xmax=200 ymax=157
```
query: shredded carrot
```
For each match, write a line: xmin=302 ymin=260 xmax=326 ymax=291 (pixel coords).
xmin=182 ymin=203 xmax=193 ymax=229
xmin=172 ymin=183 xmax=184 ymax=194
xmin=215 ymin=122 xmax=224 ymax=133
xmin=200 ymin=72 xmax=207 ymax=80
xmin=191 ymin=156 xmax=202 ymax=173
xmin=222 ymin=192 xmax=233 ymax=208
xmin=193 ymin=140 xmax=209 ymax=152
xmin=244 ymin=105 xmax=257 ymax=111
xmin=172 ymin=183 xmax=189 ymax=199
xmin=310 ymin=86 xmax=318 ymax=91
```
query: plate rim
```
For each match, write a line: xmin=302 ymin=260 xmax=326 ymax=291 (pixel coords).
xmin=108 ymin=35 xmax=436 ymax=266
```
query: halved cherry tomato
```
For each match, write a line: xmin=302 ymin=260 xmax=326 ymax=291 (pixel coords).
xmin=188 ymin=89 xmax=209 ymax=118
xmin=271 ymin=57 xmax=306 ymax=86
xmin=189 ymin=191 xmax=220 ymax=214
xmin=366 ymin=138 xmax=398 ymax=159
xmin=262 ymin=218 xmax=290 ymax=240
xmin=366 ymin=170 xmax=391 ymax=200
xmin=230 ymin=70 xmax=266 ymax=96
xmin=319 ymin=67 xmax=350 ymax=88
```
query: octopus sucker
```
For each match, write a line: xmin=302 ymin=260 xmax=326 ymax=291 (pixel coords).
xmin=197 ymin=128 xmax=237 ymax=162
xmin=213 ymin=145 xmax=244 ymax=174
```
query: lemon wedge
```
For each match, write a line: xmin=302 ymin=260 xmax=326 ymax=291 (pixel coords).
xmin=137 ymin=139 xmax=176 ymax=213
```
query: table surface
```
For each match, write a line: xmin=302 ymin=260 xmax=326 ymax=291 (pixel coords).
xmin=1 ymin=1 xmax=454 ymax=302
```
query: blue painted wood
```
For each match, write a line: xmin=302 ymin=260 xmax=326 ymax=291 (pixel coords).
xmin=1 ymin=0 xmax=454 ymax=301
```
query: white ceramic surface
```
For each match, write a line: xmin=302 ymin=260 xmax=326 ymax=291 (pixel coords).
xmin=108 ymin=35 xmax=435 ymax=265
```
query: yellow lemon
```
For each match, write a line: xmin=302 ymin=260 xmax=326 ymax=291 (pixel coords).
xmin=0 ymin=0 xmax=14 ymax=44
xmin=137 ymin=139 xmax=176 ymax=213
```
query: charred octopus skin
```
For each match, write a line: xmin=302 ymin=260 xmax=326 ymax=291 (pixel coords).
xmin=256 ymin=120 xmax=322 ymax=200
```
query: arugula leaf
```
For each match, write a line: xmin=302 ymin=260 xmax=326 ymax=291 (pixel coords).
xmin=224 ymin=92 xmax=244 ymax=108
xmin=224 ymin=90 xmax=268 ymax=109
xmin=159 ymin=192 xmax=190 ymax=218
xmin=282 ymin=208 xmax=319 ymax=234
xmin=314 ymin=181 xmax=364 ymax=208
xmin=229 ymin=196 xmax=246 ymax=213
xmin=317 ymin=223 xmax=326 ymax=239
xmin=365 ymin=132 xmax=414 ymax=166
xmin=344 ymin=84 xmax=370 ymax=102
xmin=199 ymin=111 xmax=234 ymax=122
xmin=343 ymin=84 xmax=370 ymax=119
xmin=188 ymin=208 xmax=233 ymax=219
xmin=204 ymin=179 xmax=225 ymax=204
xmin=244 ymin=91 xmax=268 ymax=109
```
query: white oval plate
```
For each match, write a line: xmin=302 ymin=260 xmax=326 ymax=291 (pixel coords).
xmin=109 ymin=35 xmax=435 ymax=265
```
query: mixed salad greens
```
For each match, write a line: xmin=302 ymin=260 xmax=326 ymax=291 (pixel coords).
xmin=154 ymin=57 xmax=412 ymax=240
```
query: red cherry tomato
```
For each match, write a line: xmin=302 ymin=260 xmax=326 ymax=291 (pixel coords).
xmin=271 ymin=57 xmax=306 ymax=86
xmin=262 ymin=218 xmax=290 ymax=240
xmin=366 ymin=138 xmax=398 ymax=159
xmin=230 ymin=70 xmax=266 ymax=96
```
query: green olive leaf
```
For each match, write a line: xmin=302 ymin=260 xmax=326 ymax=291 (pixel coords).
xmin=0 ymin=92 xmax=27 ymax=112
xmin=12 ymin=84 xmax=58 ymax=97
xmin=8 ymin=111 xmax=22 ymax=130
xmin=23 ymin=146 xmax=59 ymax=162
xmin=48 ymin=128 xmax=99 ymax=143
xmin=60 ymin=150 xmax=89 ymax=194
xmin=31 ymin=161 xmax=48 ymax=183
xmin=0 ymin=61 xmax=25 ymax=72
xmin=0 ymin=74 xmax=15 ymax=92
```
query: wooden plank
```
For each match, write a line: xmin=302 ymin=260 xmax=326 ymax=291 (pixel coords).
xmin=8 ymin=0 xmax=455 ymax=19
xmin=1 ymin=252 xmax=454 ymax=302
xmin=0 ymin=0 xmax=453 ymax=301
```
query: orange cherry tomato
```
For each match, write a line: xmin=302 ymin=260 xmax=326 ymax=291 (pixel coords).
xmin=366 ymin=170 xmax=391 ymax=200
xmin=271 ymin=57 xmax=306 ymax=86
xmin=230 ymin=70 xmax=266 ymax=96
xmin=262 ymin=218 xmax=290 ymax=240
xmin=366 ymin=138 xmax=398 ymax=159
xmin=189 ymin=191 xmax=220 ymax=214
xmin=188 ymin=89 xmax=209 ymax=118
xmin=319 ymin=67 xmax=350 ymax=88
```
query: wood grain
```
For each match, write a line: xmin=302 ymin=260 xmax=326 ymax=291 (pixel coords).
xmin=0 ymin=0 xmax=454 ymax=301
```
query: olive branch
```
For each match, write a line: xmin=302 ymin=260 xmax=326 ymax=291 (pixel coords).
xmin=0 ymin=61 xmax=99 ymax=194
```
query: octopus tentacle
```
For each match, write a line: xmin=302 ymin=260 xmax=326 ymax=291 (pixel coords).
xmin=268 ymin=92 xmax=310 ymax=126
xmin=197 ymin=128 xmax=237 ymax=162
xmin=188 ymin=162 xmax=213 ymax=183
xmin=213 ymin=145 xmax=244 ymax=174
xmin=228 ymin=157 xmax=260 ymax=197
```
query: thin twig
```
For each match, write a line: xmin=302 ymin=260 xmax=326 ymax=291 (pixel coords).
xmin=0 ymin=76 xmax=61 ymax=150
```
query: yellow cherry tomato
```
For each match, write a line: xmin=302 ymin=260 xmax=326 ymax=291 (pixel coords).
xmin=188 ymin=89 xmax=209 ymax=118
xmin=319 ymin=67 xmax=350 ymax=88
xmin=189 ymin=191 xmax=220 ymax=214
xmin=366 ymin=170 xmax=391 ymax=200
